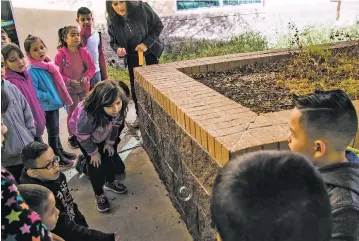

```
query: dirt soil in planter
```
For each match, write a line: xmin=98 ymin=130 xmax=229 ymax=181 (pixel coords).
xmin=192 ymin=45 xmax=359 ymax=114
xmin=192 ymin=60 xmax=294 ymax=114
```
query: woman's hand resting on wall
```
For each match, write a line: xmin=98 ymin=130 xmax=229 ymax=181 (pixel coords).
xmin=135 ymin=43 xmax=148 ymax=52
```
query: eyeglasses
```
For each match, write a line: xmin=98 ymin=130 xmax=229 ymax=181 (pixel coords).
xmin=31 ymin=156 xmax=60 ymax=170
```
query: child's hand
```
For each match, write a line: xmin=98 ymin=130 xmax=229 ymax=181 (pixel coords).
xmin=80 ymin=77 xmax=88 ymax=83
xmin=71 ymin=79 xmax=81 ymax=87
xmin=90 ymin=152 xmax=101 ymax=168
xmin=114 ymin=233 xmax=121 ymax=241
xmin=117 ymin=48 xmax=127 ymax=57
xmin=104 ymin=144 xmax=114 ymax=157
xmin=135 ymin=43 xmax=148 ymax=52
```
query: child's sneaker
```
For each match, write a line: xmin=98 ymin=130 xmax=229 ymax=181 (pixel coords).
xmin=68 ymin=136 xmax=79 ymax=149
xmin=61 ymin=149 xmax=77 ymax=160
xmin=104 ymin=180 xmax=127 ymax=194
xmin=95 ymin=194 xmax=111 ymax=212
xmin=59 ymin=158 xmax=74 ymax=168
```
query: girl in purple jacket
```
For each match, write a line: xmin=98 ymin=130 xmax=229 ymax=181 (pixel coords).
xmin=68 ymin=80 xmax=128 ymax=213
xmin=2 ymin=43 xmax=45 ymax=142
xmin=54 ymin=26 xmax=95 ymax=149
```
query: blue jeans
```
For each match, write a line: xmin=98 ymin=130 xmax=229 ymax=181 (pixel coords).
xmin=90 ymin=71 xmax=101 ymax=90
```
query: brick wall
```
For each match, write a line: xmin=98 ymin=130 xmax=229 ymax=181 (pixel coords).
xmin=134 ymin=42 xmax=359 ymax=241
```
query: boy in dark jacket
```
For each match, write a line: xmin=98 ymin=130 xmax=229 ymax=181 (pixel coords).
xmin=20 ymin=141 xmax=119 ymax=241
xmin=288 ymin=89 xmax=359 ymax=241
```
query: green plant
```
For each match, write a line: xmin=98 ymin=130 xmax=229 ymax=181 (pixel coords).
xmin=107 ymin=31 xmax=268 ymax=87
xmin=107 ymin=65 xmax=130 ymax=86
xmin=160 ymin=32 xmax=268 ymax=63
xmin=275 ymin=22 xmax=359 ymax=49
xmin=277 ymin=44 xmax=359 ymax=99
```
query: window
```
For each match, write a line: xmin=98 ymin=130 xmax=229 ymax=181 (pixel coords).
xmin=223 ymin=0 xmax=261 ymax=6
xmin=177 ymin=0 xmax=220 ymax=10
xmin=176 ymin=0 xmax=261 ymax=11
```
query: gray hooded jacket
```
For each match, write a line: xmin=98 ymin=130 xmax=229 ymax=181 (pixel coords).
xmin=1 ymin=80 xmax=35 ymax=167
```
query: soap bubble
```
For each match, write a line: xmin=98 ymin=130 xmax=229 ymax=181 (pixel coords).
xmin=177 ymin=186 xmax=192 ymax=202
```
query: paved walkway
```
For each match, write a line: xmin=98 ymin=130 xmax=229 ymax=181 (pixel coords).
xmin=44 ymin=103 xmax=192 ymax=241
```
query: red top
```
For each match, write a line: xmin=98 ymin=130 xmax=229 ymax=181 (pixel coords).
xmin=68 ymin=50 xmax=86 ymax=81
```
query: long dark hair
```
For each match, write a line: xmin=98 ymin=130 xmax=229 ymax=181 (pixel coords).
xmin=105 ymin=1 xmax=140 ymax=26
xmin=57 ymin=26 xmax=80 ymax=49
xmin=83 ymin=80 xmax=128 ymax=128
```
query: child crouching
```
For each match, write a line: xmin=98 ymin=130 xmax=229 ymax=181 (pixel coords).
xmin=69 ymin=80 xmax=128 ymax=212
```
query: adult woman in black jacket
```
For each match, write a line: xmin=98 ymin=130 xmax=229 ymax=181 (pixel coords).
xmin=106 ymin=0 xmax=164 ymax=126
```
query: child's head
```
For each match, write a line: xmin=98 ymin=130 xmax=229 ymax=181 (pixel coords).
xmin=1 ymin=29 xmax=11 ymax=45
xmin=288 ymin=89 xmax=358 ymax=167
xmin=57 ymin=26 xmax=81 ymax=49
xmin=1 ymin=43 xmax=26 ymax=73
xmin=18 ymin=184 xmax=60 ymax=231
xmin=24 ymin=35 xmax=47 ymax=61
xmin=21 ymin=141 xmax=60 ymax=182
xmin=76 ymin=7 xmax=94 ymax=29
xmin=84 ymin=80 xmax=128 ymax=128
xmin=211 ymin=150 xmax=332 ymax=241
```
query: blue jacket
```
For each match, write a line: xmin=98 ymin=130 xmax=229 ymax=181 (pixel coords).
xmin=27 ymin=66 xmax=63 ymax=111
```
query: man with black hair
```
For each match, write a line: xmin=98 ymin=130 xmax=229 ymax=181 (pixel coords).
xmin=288 ymin=89 xmax=359 ymax=241
xmin=211 ymin=150 xmax=332 ymax=241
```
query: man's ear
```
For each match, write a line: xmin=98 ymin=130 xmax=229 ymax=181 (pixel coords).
xmin=313 ymin=140 xmax=326 ymax=159
xmin=26 ymin=168 xmax=38 ymax=178
xmin=76 ymin=18 xmax=79 ymax=24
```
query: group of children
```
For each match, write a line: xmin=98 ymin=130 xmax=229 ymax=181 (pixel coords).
xmin=212 ymin=90 xmax=359 ymax=241
xmin=1 ymin=5 xmax=359 ymax=241
xmin=2 ymin=7 xmax=130 ymax=241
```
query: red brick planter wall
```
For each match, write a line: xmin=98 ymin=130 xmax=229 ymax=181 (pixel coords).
xmin=134 ymin=42 xmax=359 ymax=241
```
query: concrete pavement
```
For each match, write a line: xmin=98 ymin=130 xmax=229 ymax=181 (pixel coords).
xmin=43 ymin=103 xmax=192 ymax=241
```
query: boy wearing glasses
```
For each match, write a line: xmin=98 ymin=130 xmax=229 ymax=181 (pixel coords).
xmin=20 ymin=141 xmax=116 ymax=241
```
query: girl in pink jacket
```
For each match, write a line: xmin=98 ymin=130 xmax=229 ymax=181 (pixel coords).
xmin=54 ymin=26 xmax=95 ymax=149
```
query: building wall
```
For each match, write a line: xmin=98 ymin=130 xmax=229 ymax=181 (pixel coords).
xmin=156 ymin=0 xmax=359 ymax=45
xmin=12 ymin=7 xmax=77 ymax=59
xmin=145 ymin=0 xmax=176 ymax=15
xmin=9 ymin=0 xmax=359 ymax=59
